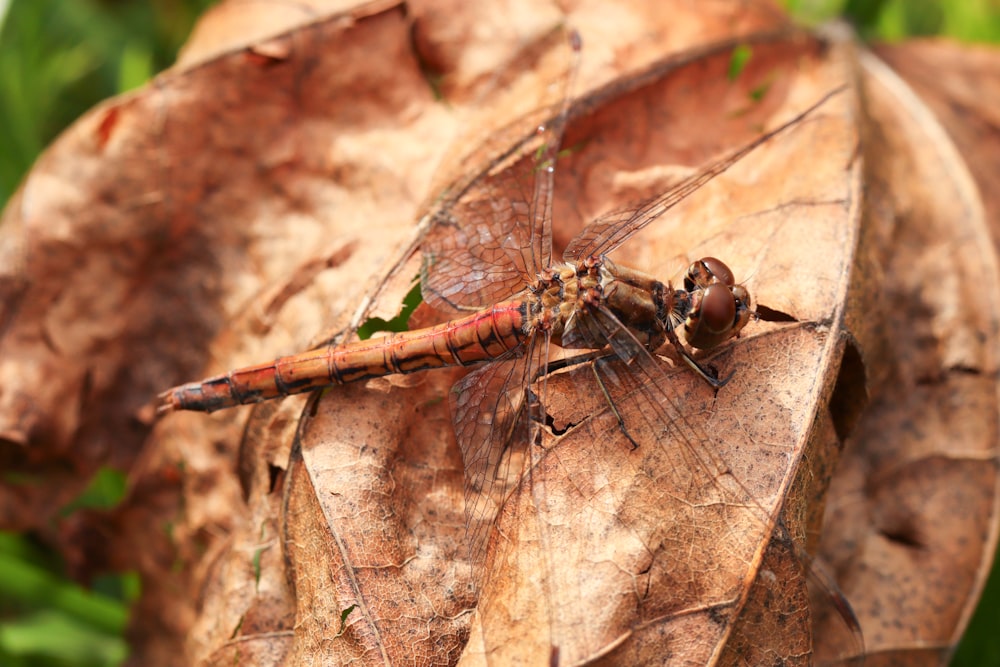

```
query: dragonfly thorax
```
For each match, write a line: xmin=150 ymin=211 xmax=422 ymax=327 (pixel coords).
xmin=526 ymin=263 xmax=584 ymax=342
xmin=530 ymin=256 xmax=753 ymax=357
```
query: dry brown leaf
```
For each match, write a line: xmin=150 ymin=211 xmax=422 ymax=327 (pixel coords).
xmin=873 ymin=40 xmax=1000 ymax=251
xmin=1 ymin=1 xmax=997 ymax=666
xmin=0 ymin=2 xmax=453 ymax=661
xmin=812 ymin=41 xmax=1000 ymax=666
xmin=185 ymin=10 xmax=862 ymax=667
xmin=853 ymin=42 xmax=1000 ymax=664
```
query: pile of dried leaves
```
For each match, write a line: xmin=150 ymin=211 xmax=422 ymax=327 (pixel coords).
xmin=0 ymin=1 xmax=997 ymax=665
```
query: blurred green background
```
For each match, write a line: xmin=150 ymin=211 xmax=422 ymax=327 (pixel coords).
xmin=0 ymin=0 xmax=997 ymax=665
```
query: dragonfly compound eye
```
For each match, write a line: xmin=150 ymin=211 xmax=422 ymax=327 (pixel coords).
xmin=685 ymin=282 xmax=751 ymax=350
xmin=684 ymin=256 xmax=735 ymax=292
xmin=731 ymin=284 xmax=753 ymax=333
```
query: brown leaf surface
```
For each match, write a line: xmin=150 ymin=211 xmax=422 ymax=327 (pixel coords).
xmin=873 ymin=40 xmax=1000 ymax=252
xmin=812 ymin=39 xmax=1000 ymax=666
xmin=1 ymin=2 xmax=997 ymax=666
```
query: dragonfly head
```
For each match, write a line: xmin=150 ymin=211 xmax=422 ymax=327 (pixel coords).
xmin=682 ymin=257 xmax=753 ymax=350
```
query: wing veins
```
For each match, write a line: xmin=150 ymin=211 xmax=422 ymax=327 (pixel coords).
xmin=564 ymin=86 xmax=846 ymax=262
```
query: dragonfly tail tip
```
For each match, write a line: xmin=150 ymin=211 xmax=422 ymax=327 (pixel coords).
xmin=156 ymin=389 xmax=179 ymax=415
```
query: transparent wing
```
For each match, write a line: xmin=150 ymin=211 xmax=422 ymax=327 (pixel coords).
xmin=420 ymin=34 xmax=578 ymax=314
xmin=450 ymin=331 xmax=547 ymax=578
xmin=421 ymin=154 xmax=546 ymax=313
xmin=559 ymin=302 xmax=864 ymax=657
xmin=562 ymin=87 xmax=845 ymax=263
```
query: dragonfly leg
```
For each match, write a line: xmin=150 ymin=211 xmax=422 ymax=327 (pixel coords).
xmin=665 ymin=327 xmax=732 ymax=389
xmin=525 ymin=387 xmax=546 ymax=447
xmin=591 ymin=359 xmax=640 ymax=450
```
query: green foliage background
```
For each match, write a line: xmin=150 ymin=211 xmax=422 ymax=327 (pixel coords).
xmin=0 ymin=0 xmax=997 ymax=665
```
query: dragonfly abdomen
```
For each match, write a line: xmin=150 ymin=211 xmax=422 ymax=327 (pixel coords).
xmin=159 ymin=300 xmax=530 ymax=413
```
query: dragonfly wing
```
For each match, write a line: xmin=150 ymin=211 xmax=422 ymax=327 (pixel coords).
xmin=559 ymin=303 xmax=865 ymax=658
xmin=562 ymin=87 xmax=845 ymax=263
xmin=420 ymin=106 xmax=575 ymax=313
xmin=420 ymin=35 xmax=579 ymax=314
xmin=450 ymin=333 xmax=544 ymax=579
xmin=589 ymin=302 xmax=780 ymax=523
xmin=421 ymin=160 xmax=542 ymax=313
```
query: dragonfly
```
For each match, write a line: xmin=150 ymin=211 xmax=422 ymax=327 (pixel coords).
xmin=158 ymin=33 xmax=859 ymax=665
